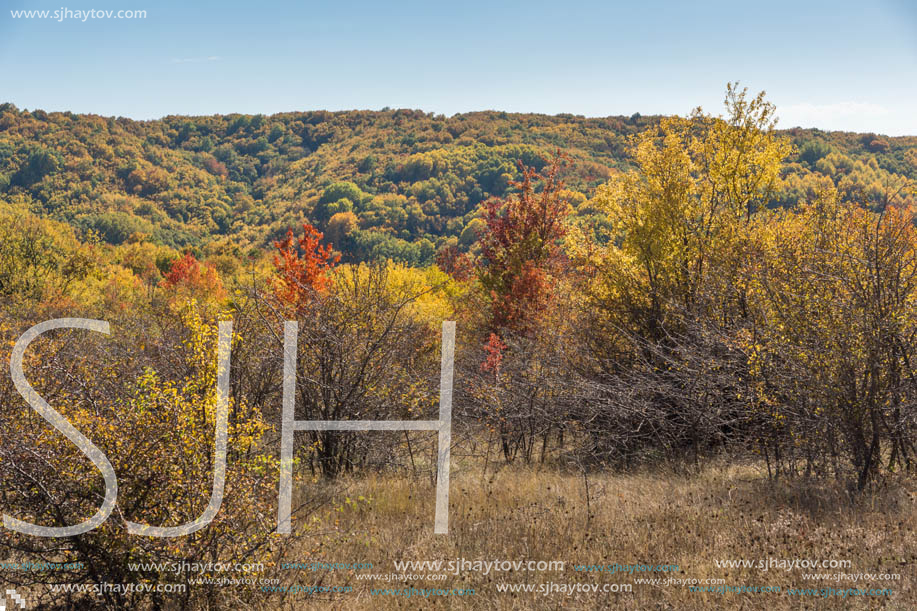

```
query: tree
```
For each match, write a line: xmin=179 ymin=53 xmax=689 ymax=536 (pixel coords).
xmin=162 ymin=251 xmax=226 ymax=303
xmin=0 ymin=204 xmax=97 ymax=312
xmin=465 ymin=153 xmax=574 ymax=462
xmin=257 ymin=262 xmax=442 ymax=478
xmin=578 ymin=85 xmax=793 ymax=466
xmin=271 ymin=222 xmax=339 ymax=313
xmin=325 ymin=211 xmax=359 ymax=256
xmin=13 ymin=148 xmax=59 ymax=187
xmin=477 ymin=153 xmax=570 ymax=336
xmin=0 ymin=303 xmax=280 ymax=608
xmin=745 ymin=195 xmax=917 ymax=487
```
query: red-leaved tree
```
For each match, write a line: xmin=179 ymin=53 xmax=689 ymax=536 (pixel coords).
xmin=478 ymin=154 xmax=569 ymax=343
xmin=272 ymin=222 xmax=339 ymax=312
xmin=474 ymin=154 xmax=573 ymax=462
xmin=435 ymin=244 xmax=474 ymax=281
xmin=162 ymin=252 xmax=225 ymax=301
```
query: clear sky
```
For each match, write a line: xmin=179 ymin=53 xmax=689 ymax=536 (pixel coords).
xmin=2 ymin=0 xmax=915 ymax=135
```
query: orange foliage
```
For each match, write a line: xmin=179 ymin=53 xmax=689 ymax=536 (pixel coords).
xmin=271 ymin=222 xmax=340 ymax=311
xmin=161 ymin=252 xmax=225 ymax=300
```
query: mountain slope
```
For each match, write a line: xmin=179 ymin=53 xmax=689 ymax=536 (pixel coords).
xmin=1 ymin=103 xmax=915 ymax=264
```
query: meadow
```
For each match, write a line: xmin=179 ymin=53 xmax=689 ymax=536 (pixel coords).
xmin=267 ymin=459 xmax=916 ymax=609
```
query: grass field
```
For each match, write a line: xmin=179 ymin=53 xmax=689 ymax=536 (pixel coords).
xmin=267 ymin=461 xmax=916 ymax=609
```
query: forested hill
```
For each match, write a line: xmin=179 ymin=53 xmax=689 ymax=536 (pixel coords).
xmin=1 ymin=102 xmax=915 ymax=265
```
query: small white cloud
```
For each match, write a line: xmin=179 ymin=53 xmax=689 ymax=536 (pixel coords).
xmin=171 ymin=56 xmax=221 ymax=64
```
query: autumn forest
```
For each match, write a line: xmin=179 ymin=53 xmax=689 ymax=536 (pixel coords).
xmin=1 ymin=84 xmax=916 ymax=608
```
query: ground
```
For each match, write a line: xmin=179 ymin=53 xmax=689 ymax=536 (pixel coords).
xmin=264 ymin=461 xmax=916 ymax=609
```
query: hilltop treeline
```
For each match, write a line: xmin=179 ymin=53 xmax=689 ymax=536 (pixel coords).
xmin=0 ymin=97 xmax=915 ymax=268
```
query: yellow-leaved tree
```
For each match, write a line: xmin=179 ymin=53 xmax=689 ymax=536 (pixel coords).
xmin=575 ymin=84 xmax=794 ymax=466
xmin=0 ymin=300 xmax=280 ymax=608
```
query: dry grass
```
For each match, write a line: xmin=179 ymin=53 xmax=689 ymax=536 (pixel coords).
xmin=268 ymin=461 xmax=916 ymax=610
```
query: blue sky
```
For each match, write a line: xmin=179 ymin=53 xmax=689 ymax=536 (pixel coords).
xmin=2 ymin=0 xmax=915 ymax=134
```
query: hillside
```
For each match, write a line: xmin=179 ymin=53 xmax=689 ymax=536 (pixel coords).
xmin=1 ymin=103 xmax=915 ymax=265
